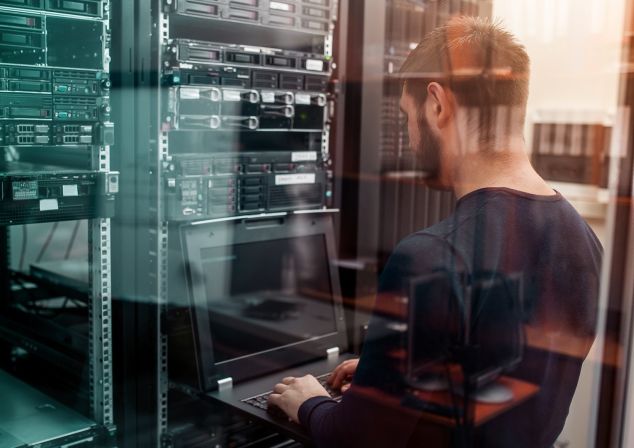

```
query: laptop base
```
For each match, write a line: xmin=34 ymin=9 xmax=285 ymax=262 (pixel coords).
xmin=204 ymin=353 xmax=356 ymax=445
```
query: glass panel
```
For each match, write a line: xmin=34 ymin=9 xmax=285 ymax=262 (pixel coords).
xmin=1 ymin=0 xmax=634 ymax=447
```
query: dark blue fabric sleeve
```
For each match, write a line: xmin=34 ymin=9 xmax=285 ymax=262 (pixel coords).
xmin=297 ymin=388 xmax=425 ymax=448
xmin=298 ymin=396 xmax=337 ymax=429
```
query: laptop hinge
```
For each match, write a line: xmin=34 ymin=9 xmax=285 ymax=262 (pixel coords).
xmin=327 ymin=347 xmax=340 ymax=359
xmin=217 ymin=377 xmax=233 ymax=391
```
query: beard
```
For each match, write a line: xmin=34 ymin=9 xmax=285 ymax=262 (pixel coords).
xmin=415 ymin=114 xmax=444 ymax=189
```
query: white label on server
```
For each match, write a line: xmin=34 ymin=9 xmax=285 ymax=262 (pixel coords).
xmin=306 ymin=59 xmax=324 ymax=72
xmin=62 ymin=184 xmax=79 ymax=197
xmin=292 ymin=151 xmax=318 ymax=162
xmin=295 ymin=93 xmax=311 ymax=105
xmin=243 ymin=46 xmax=262 ymax=53
xmin=223 ymin=90 xmax=241 ymax=102
xmin=275 ymin=173 xmax=316 ymax=185
xmin=39 ymin=199 xmax=59 ymax=211
xmin=261 ymin=91 xmax=275 ymax=103
xmin=270 ymin=1 xmax=291 ymax=11
xmin=180 ymin=88 xmax=200 ymax=100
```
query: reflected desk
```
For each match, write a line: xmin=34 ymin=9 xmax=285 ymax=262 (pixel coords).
xmin=0 ymin=369 xmax=97 ymax=448
xmin=349 ymin=294 xmax=599 ymax=362
xmin=347 ymin=377 xmax=539 ymax=446
xmin=406 ymin=376 xmax=540 ymax=427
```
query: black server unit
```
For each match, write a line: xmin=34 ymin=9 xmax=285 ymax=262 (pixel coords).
xmin=161 ymin=37 xmax=335 ymax=222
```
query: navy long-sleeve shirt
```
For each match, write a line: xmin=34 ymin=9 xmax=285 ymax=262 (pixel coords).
xmin=298 ymin=187 xmax=602 ymax=448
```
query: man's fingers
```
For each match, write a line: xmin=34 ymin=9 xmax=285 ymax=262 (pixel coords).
xmin=329 ymin=363 xmax=348 ymax=386
xmin=268 ymin=393 xmax=282 ymax=407
xmin=328 ymin=360 xmax=353 ymax=385
xmin=330 ymin=363 xmax=354 ymax=388
xmin=273 ymin=383 xmax=289 ymax=394
xmin=282 ymin=376 xmax=296 ymax=385
xmin=330 ymin=370 xmax=347 ymax=388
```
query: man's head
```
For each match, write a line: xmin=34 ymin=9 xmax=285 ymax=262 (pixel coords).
xmin=399 ymin=17 xmax=530 ymax=189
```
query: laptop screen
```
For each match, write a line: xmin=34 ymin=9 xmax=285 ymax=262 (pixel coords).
xmin=182 ymin=215 xmax=348 ymax=388
xmin=199 ymin=234 xmax=338 ymax=364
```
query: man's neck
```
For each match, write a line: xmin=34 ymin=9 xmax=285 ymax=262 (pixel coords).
xmin=451 ymin=148 xmax=555 ymax=199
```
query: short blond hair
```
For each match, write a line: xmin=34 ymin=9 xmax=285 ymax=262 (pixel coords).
xmin=400 ymin=16 xmax=530 ymax=125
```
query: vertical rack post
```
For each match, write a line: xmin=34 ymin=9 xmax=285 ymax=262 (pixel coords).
xmin=0 ymin=228 xmax=9 ymax=309
xmin=154 ymin=4 xmax=170 ymax=445
xmin=88 ymin=0 xmax=115 ymax=436
xmin=0 ymin=227 xmax=10 ymax=368
xmin=89 ymin=217 xmax=114 ymax=431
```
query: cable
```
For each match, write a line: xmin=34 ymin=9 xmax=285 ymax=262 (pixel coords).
xmin=36 ymin=221 xmax=59 ymax=263
xmin=18 ymin=225 xmax=27 ymax=272
xmin=65 ymin=220 xmax=81 ymax=260
xmin=68 ymin=295 xmax=88 ymax=307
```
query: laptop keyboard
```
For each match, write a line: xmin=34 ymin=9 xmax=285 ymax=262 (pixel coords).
xmin=242 ymin=373 xmax=343 ymax=413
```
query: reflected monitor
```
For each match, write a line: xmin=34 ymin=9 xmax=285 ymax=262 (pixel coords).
xmin=466 ymin=273 xmax=524 ymax=396
xmin=407 ymin=271 xmax=462 ymax=390
xmin=407 ymin=271 xmax=524 ymax=403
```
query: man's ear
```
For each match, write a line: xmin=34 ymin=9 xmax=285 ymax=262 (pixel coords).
xmin=427 ymin=82 xmax=453 ymax=129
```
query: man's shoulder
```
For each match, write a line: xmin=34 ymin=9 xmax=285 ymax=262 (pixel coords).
xmin=402 ymin=207 xmax=479 ymax=247
xmin=395 ymin=231 xmax=452 ymax=254
xmin=389 ymin=231 xmax=461 ymax=271
xmin=380 ymin=232 xmax=460 ymax=293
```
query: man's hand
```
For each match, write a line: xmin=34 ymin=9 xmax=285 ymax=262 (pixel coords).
xmin=328 ymin=358 xmax=359 ymax=392
xmin=268 ymin=375 xmax=331 ymax=423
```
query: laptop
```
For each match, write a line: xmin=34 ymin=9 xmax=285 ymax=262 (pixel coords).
xmin=0 ymin=369 xmax=96 ymax=448
xmin=181 ymin=213 xmax=354 ymax=443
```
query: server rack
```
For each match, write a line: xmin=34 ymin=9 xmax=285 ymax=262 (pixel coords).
xmin=0 ymin=0 xmax=118 ymax=446
xmin=112 ymin=0 xmax=345 ymax=445
xmin=347 ymin=0 xmax=492 ymax=291
xmin=332 ymin=0 xmax=492 ymax=352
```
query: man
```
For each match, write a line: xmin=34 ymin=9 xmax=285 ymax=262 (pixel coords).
xmin=268 ymin=16 xmax=602 ymax=447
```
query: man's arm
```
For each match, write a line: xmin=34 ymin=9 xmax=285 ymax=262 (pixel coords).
xmin=270 ymin=376 xmax=422 ymax=448
xmin=269 ymin=233 xmax=463 ymax=448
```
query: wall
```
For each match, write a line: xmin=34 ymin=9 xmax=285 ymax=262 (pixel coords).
xmin=493 ymin=1 xmax=627 ymax=446
xmin=494 ymin=0 xmax=625 ymax=123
